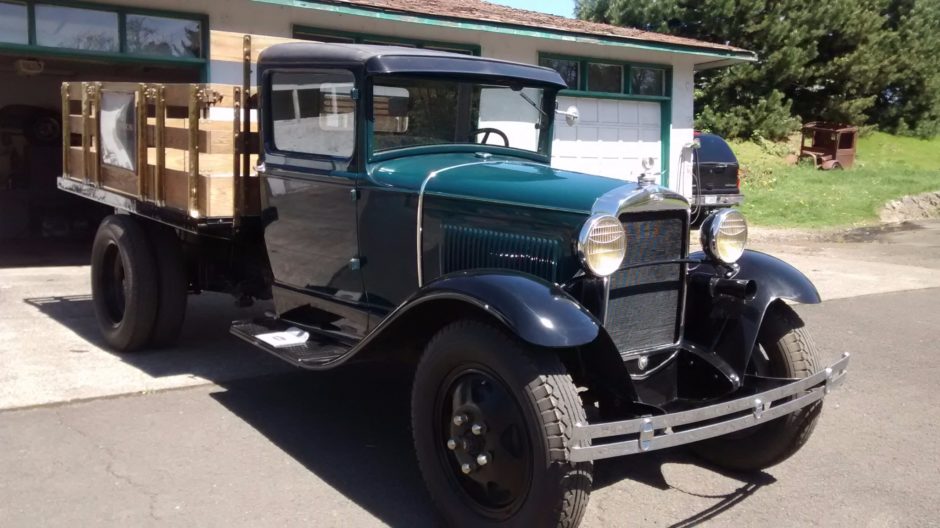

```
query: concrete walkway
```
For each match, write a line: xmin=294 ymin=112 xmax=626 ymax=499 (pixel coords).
xmin=2 ymin=219 xmax=939 ymax=410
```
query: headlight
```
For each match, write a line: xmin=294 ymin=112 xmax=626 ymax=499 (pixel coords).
xmin=578 ymin=214 xmax=626 ymax=276
xmin=701 ymin=209 xmax=748 ymax=264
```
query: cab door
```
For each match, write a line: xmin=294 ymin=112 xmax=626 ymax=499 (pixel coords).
xmin=261 ymin=68 xmax=368 ymax=338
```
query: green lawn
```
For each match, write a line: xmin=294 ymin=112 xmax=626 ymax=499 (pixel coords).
xmin=731 ymin=132 xmax=940 ymax=228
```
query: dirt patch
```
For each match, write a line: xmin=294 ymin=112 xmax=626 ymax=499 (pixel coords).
xmin=880 ymin=191 xmax=940 ymax=223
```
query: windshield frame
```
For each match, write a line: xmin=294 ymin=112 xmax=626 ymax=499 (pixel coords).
xmin=365 ymin=73 xmax=559 ymax=164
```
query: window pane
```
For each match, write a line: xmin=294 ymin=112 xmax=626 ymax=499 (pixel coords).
xmin=35 ymin=4 xmax=119 ymax=52
xmin=270 ymin=71 xmax=356 ymax=159
xmin=426 ymin=46 xmax=474 ymax=55
xmin=296 ymin=32 xmax=356 ymax=44
xmin=363 ymin=40 xmax=415 ymax=47
xmin=126 ymin=15 xmax=202 ymax=58
xmin=0 ymin=2 xmax=28 ymax=45
xmin=632 ymin=67 xmax=665 ymax=96
xmin=99 ymin=91 xmax=137 ymax=172
xmin=587 ymin=63 xmax=622 ymax=93
xmin=539 ymin=57 xmax=579 ymax=89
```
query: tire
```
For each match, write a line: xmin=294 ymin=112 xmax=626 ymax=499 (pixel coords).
xmin=411 ymin=320 xmax=592 ymax=528
xmin=692 ymin=302 xmax=822 ymax=471
xmin=90 ymin=215 xmax=159 ymax=352
xmin=25 ymin=115 xmax=61 ymax=145
xmin=145 ymin=223 xmax=188 ymax=348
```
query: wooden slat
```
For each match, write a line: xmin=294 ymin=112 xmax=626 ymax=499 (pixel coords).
xmin=161 ymin=167 xmax=261 ymax=218
xmin=99 ymin=164 xmax=138 ymax=195
xmin=66 ymin=147 xmax=85 ymax=181
xmin=211 ymin=30 xmax=301 ymax=63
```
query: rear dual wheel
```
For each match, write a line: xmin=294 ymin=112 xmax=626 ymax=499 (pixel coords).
xmin=411 ymin=320 xmax=592 ymax=528
xmin=91 ymin=215 xmax=187 ymax=352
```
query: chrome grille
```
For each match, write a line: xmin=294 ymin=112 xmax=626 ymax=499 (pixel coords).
xmin=605 ymin=212 xmax=686 ymax=355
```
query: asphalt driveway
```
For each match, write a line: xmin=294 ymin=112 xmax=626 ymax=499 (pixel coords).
xmin=1 ymin=221 xmax=939 ymax=526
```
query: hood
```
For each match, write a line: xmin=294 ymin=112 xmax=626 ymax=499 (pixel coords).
xmin=369 ymin=152 xmax=634 ymax=213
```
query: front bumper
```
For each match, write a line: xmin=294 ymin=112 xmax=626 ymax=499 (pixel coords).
xmin=692 ymin=193 xmax=744 ymax=207
xmin=568 ymin=353 xmax=850 ymax=462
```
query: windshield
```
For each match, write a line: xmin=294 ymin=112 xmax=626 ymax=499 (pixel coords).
xmin=371 ymin=76 xmax=550 ymax=156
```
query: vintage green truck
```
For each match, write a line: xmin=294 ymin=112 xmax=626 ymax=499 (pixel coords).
xmin=58 ymin=41 xmax=849 ymax=527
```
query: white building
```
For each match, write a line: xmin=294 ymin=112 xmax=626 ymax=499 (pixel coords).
xmin=0 ymin=0 xmax=754 ymax=238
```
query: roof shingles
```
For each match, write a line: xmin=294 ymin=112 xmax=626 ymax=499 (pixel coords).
xmin=321 ymin=0 xmax=749 ymax=54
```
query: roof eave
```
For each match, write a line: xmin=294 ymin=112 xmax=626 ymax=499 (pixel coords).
xmin=253 ymin=0 xmax=757 ymax=62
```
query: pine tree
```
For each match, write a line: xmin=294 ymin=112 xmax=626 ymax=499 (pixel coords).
xmin=577 ymin=0 xmax=937 ymax=139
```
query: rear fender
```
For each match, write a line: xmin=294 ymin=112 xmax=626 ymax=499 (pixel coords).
xmin=686 ymin=250 xmax=820 ymax=373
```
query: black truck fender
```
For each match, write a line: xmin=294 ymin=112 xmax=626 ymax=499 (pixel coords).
xmin=685 ymin=249 xmax=821 ymax=373
xmin=392 ymin=270 xmax=602 ymax=348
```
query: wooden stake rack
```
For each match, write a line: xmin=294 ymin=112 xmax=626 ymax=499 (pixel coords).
xmin=60 ymin=36 xmax=261 ymax=223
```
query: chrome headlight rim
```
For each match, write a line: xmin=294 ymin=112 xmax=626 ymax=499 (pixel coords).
xmin=700 ymin=208 xmax=748 ymax=265
xmin=577 ymin=214 xmax=626 ymax=277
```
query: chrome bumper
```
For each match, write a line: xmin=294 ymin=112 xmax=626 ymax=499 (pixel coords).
xmin=692 ymin=194 xmax=744 ymax=207
xmin=569 ymin=353 xmax=850 ymax=462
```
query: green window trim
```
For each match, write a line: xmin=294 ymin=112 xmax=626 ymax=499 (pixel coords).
xmin=293 ymin=25 xmax=481 ymax=56
xmin=542 ymin=53 xmax=674 ymax=188
xmin=0 ymin=0 xmax=209 ymax=78
xmin=539 ymin=53 xmax=671 ymax=99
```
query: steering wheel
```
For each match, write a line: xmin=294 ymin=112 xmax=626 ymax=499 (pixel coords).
xmin=470 ymin=127 xmax=510 ymax=147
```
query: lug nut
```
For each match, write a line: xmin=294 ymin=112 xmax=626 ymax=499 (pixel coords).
xmin=471 ymin=423 xmax=485 ymax=436
xmin=476 ymin=453 xmax=489 ymax=466
xmin=446 ymin=439 xmax=457 ymax=450
xmin=461 ymin=463 xmax=473 ymax=474
xmin=453 ymin=414 xmax=468 ymax=426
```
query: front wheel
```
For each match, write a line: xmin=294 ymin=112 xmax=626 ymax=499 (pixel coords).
xmin=692 ymin=302 xmax=823 ymax=471
xmin=411 ymin=320 xmax=592 ymax=528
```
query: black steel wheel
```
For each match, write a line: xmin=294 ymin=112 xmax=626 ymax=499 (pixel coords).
xmin=412 ymin=320 xmax=592 ymax=528
xmin=692 ymin=302 xmax=823 ymax=471
xmin=91 ymin=215 xmax=158 ymax=352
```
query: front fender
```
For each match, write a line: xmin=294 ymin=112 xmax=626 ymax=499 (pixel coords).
xmin=404 ymin=270 xmax=602 ymax=348
xmin=686 ymin=250 xmax=820 ymax=372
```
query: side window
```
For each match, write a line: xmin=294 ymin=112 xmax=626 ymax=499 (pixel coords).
xmin=269 ymin=70 xmax=356 ymax=160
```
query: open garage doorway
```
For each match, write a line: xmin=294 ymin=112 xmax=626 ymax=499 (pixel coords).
xmin=0 ymin=54 xmax=200 ymax=266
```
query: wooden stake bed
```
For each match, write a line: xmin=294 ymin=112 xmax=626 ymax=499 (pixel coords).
xmin=60 ymin=80 xmax=260 ymax=222
xmin=57 ymin=32 xmax=299 ymax=233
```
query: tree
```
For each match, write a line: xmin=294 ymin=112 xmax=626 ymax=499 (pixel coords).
xmin=577 ymin=0 xmax=937 ymax=139
xmin=870 ymin=0 xmax=940 ymax=137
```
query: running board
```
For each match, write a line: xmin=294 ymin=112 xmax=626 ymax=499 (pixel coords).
xmin=230 ymin=318 xmax=350 ymax=368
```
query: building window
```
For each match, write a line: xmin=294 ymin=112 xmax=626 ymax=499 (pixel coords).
xmin=587 ymin=63 xmax=622 ymax=93
xmin=632 ymin=67 xmax=665 ymax=96
xmin=35 ymin=4 xmax=119 ymax=52
xmin=539 ymin=54 xmax=668 ymax=98
xmin=126 ymin=15 xmax=202 ymax=58
xmin=0 ymin=1 xmax=28 ymax=45
xmin=539 ymin=57 xmax=579 ymax=89
xmin=293 ymin=26 xmax=480 ymax=56
xmin=0 ymin=2 xmax=205 ymax=63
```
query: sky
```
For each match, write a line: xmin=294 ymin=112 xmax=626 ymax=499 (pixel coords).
xmin=488 ymin=0 xmax=575 ymax=18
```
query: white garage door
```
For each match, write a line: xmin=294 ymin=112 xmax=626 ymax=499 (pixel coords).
xmin=552 ymin=96 xmax=662 ymax=181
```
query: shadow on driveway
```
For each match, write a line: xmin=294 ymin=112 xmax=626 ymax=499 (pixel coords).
xmin=23 ymin=292 xmax=290 ymax=382
xmin=208 ymin=362 xmax=777 ymax=528
xmin=23 ymin=286 xmax=774 ymax=527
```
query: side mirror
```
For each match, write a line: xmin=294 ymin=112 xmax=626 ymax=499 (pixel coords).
xmin=555 ymin=105 xmax=579 ymax=127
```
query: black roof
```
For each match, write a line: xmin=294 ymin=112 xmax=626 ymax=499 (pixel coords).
xmin=258 ymin=42 xmax=567 ymax=88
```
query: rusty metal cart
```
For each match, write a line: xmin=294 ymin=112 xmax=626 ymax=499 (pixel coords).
xmin=799 ymin=122 xmax=858 ymax=170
